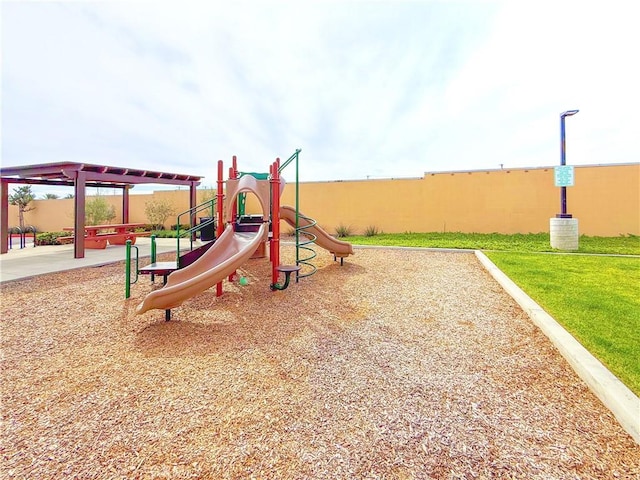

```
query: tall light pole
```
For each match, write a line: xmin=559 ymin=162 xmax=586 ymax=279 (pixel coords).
xmin=558 ymin=109 xmax=579 ymax=218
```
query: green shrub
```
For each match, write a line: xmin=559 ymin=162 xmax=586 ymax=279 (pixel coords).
xmin=152 ymin=230 xmax=179 ymax=238
xmin=35 ymin=231 xmax=71 ymax=246
xmin=364 ymin=225 xmax=380 ymax=237
xmin=335 ymin=224 xmax=353 ymax=238
xmin=171 ymin=223 xmax=191 ymax=231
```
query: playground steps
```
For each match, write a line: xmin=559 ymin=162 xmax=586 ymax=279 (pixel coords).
xmin=178 ymin=240 xmax=216 ymax=268
xmin=138 ymin=240 xmax=216 ymax=284
xmin=138 ymin=261 xmax=178 ymax=284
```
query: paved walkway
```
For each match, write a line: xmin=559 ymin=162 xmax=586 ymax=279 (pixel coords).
xmin=0 ymin=237 xmax=191 ymax=283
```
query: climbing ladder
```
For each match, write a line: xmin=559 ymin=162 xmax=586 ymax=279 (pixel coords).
xmin=278 ymin=148 xmax=316 ymax=282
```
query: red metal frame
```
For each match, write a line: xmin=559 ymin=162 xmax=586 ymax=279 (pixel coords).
xmin=214 ymin=155 xmax=284 ymax=295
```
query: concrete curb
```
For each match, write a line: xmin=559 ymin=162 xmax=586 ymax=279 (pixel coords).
xmin=475 ymin=251 xmax=639 ymax=444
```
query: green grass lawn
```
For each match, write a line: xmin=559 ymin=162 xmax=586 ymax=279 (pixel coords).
xmin=344 ymin=232 xmax=640 ymax=255
xmin=343 ymin=232 xmax=640 ymax=394
xmin=485 ymin=252 xmax=640 ymax=395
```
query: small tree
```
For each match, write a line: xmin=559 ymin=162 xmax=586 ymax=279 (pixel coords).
xmin=9 ymin=186 xmax=35 ymax=229
xmin=198 ymin=186 xmax=216 ymax=216
xmin=85 ymin=196 xmax=116 ymax=226
xmin=145 ymin=198 xmax=176 ymax=230
xmin=42 ymin=193 xmax=59 ymax=200
xmin=199 ymin=186 xmax=216 ymax=202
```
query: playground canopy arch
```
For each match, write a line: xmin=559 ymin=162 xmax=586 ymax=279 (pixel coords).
xmin=0 ymin=162 xmax=203 ymax=258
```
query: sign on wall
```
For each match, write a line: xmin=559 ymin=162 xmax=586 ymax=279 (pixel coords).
xmin=554 ymin=165 xmax=575 ymax=187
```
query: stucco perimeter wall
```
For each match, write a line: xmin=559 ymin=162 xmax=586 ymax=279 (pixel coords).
xmin=272 ymin=163 xmax=638 ymax=236
xmin=6 ymin=196 xmax=124 ymax=233
xmin=6 ymin=188 xmax=216 ymax=233
xmin=5 ymin=164 xmax=639 ymax=236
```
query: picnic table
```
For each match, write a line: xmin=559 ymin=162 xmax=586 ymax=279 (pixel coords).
xmin=62 ymin=223 xmax=149 ymax=249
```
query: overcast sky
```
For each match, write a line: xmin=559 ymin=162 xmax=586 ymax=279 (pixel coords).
xmin=2 ymin=1 xmax=639 ymax=197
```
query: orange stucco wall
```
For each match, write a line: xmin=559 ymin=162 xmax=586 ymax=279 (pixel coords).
xmin=273 ymin=163 xmax=639 ymax=236
xmin=5 ymin=163 xmax=639 ymax=237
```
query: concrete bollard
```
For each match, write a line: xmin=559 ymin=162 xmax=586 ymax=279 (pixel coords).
xmin=550 ymin=217 xmax=579 ymax=250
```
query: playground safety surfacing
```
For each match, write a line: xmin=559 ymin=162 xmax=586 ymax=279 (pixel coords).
xmin=0 ymin=237 xmax=185 ymax=283
xmin=1 ymin=246 xmax=638 ymax=478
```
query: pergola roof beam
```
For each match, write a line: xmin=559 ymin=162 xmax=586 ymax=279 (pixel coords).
xmin=1 ymin=161 xmax=204 ymax=257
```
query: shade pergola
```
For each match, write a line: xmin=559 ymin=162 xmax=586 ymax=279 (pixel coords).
xmin=1 ymin=162 xmax=202 ymax=258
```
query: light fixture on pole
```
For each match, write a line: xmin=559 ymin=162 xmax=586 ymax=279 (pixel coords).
xmin=558 ymin=109 xmax=579 ymax=218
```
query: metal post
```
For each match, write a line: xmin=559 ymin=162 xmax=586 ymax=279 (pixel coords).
xmin=557 ymin=110 xmax=578 ymax=218
xmin=228 ymin=157 xmax=238 ymax=283
xmin=560 ymin=115 xmax=568 ymax=217
xmin=295 ymin=150 xmax=300 ymax=282
xmin=122 ymin=184 xmax=130 ymax=223
xmin=74 ymin=171 xmax=87 ymax=258
xmin=150 ymin=234 xmax=157 ymax=283
xmin=125 ymin=239 xmax=132 ymax=298
xmin=0 ymin=180 xmax=8 ymax=254
xmin=216 ymin=160 xmax=224 ymax=297
xmin=151 ymin=234 xmax=157 ymax=263
xmin=270 ymin=160 xmax=281 ymax=288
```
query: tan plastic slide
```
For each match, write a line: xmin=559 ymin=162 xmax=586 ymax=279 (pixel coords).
xmin=280 ymin=205 xmax=354 ymax=258
xmin=136 ymin=223 xmax=267 ymax=315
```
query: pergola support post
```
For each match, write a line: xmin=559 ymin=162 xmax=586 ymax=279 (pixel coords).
xmin=1 ymin=180 xmax=8 ymax=254
xmin=74 ymin=171 xmax=86 ymax=259
xmin=122 ymin=185 xmax=131 ymax=223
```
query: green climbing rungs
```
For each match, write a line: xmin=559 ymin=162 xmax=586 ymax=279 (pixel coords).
xmin=295 ymin=210 xmax=317 ymax=280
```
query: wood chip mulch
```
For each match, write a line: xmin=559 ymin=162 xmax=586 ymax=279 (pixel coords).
xmin=1 ymin=246 xmax=638 ymax=479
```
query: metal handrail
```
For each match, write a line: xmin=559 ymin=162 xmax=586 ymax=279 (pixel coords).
xmin=125 ymin=240 xmax=139 ymax=298
xmin=176 ymin=197 xmax=218 ymax=256
xmin=278 ymin=148 xmax=301 ymax=173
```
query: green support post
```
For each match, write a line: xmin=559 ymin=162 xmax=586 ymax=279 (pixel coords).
xmin=125 ymin=239 xmax=132 ymax=298
xmin=151 ymin=234 xmax=157 ymax=263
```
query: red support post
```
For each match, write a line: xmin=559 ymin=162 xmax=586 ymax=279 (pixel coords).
xmin=189 ymin=181 xmax=197 ymax=241
xmin=228 ymin=156 xmax=238 ymax=282
xmin=270 ymin=159 xmax=281 ymax=287
xmin=229 ymin=155 xmax=238 ymax=225
xmin=216 ymin=160 xmax=224 ymax=297
xmin=229 ymin=166 xmax=237 ymax=227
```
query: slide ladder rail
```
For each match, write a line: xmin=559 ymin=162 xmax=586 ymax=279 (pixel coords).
xmin=278 ymin=148 xmax=301 ymax=174
xmin=176 ymin=197 xmax=218 ymax=257
xmin=295 ymin=210 xmax=317 ymax=280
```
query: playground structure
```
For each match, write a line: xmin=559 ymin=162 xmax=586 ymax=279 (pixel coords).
xmin=133 ymin=151 xmax=354 ymax=320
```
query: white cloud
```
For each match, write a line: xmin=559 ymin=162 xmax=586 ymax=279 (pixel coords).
xmin=2 ymin=0 xmax=638 ymax=200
